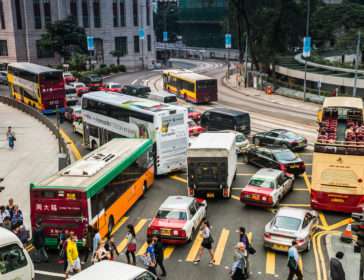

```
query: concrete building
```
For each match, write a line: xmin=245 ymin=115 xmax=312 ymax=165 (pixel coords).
xmin=0 ymin=0 xmax=156 ymax=69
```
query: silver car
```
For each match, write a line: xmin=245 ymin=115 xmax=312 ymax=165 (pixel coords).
xmin=263 ymin=207 xmax=319 ymax=252
xmin=207 ymin=130 xmax=249 ymax=154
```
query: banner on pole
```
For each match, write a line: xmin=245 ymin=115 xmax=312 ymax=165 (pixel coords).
xmin=303 ymin=37 xmax=311 ymax=58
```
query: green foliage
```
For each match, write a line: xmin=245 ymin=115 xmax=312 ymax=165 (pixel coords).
xmin=109 ymin=64 xmax=119 ymax=73
xmin=99 ymin=64 xmax=107 ymax=68
xmin=118 ymin=65 xmax=126 ymax=72
xmin=79 ymin=71 xmax=93 ymax=76
xmin=68 ymin=53 xmax=88 ymax=72
xmin=153 ymin=6 xmax=180 ymax=42
xmin=38 ymin=15 xmax=87 ymax=60
xmin=70 ymin=71 xmax=80 ymax=78
xmin=93 ymin=68 xmax=103 ymax=76
xmin=109 ymin=50 xmax=125 ymax=65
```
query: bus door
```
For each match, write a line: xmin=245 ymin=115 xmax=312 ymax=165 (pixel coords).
xmin=99 ymin=127 xmax=107 ymax=146
xmin=92 ymin=190 xmax=106 ymax=232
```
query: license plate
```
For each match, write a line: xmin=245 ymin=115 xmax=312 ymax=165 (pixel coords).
xmin=69 ymin=97 xmax=73 ymax=99
xmin=207 ymin=193 xmax=215 ymax=198
xmin=298 ymin=142 xmax=303 ymax=146
xmin=252 ymin=195 xmax=260 ymax=200
xmin=82 ymin=89 xmax=86 ymax=92
xmin=290 ymin=165 xmax=299 ymax=168
xmin=171 ymin=168 xmax=178 ymax=172
xmin=193 ymin=115 xmax=197 ymax=119
xmin=241 ymin=126 xmax=245 ymax=130
xmin=161 ymin=229 xmax=171 ymax=235
xmin=193 ymin=130 xmax=197 ymax=134
xmin=95 ymin=84 xmax=99 ymax=86
xmin=274 ymin=244 xmax=288 ymax=250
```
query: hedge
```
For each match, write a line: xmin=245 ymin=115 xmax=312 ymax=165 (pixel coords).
xmin=68 ymin=64 xmax=126 ymax=78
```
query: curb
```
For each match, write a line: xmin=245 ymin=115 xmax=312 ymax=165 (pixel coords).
xmin=325 ymin=234 xmax=334 ymax=260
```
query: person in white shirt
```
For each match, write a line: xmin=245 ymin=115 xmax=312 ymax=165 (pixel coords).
xmin=0 ymin=206 xmax=10 ymax=225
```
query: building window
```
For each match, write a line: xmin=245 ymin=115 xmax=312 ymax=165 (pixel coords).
xmin=93 ymin=0 xmax=101 ymax=28
xmin=120 ymin=0 xmax=125 ymax=27
xmin=115 ymin=37 xmax=127 ymax=55
xmin=147 ymin=35 xmax=151 ymax=52
xmin=33 ymin=0 xmax=41 ymax=29
xmin=0 ymin=40 xmax=7 ymax=56
xmin=112 ymin=0 xmax=118 ymax=27
xmin=70 ymin=0 xmax=77 ymax=24
xmin=134 ymin=36 xmax=140 ymax=53
xmin=36 ymin=40 xmax=54 ymax=58
xmin=14 ymin=0 xmax=22 ymax=29
xmin=133 ymin=0 xmax=138 ymax=26
xmin=82 ymin=0 xmax=88 ymax=28
xmin=146 ymin=0 xmax=150 ymax=26
xmin=0 ymin=0 xmax=6 ymax=29
xmin=43 ymin=0 xmax=51 ymax=23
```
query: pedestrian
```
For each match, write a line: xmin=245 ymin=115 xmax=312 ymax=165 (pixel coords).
xmin=287 ymin=240 xmax=303 ymax=280
xmin=238 ymin=227 xmax=253 ymax=275
xmin=6 ymin=198 xmax=14 ymax=219
xmin=63 ymin=231 xmax=74 ymax=272
xmin=17 ymin=220 xmax=29 ymax=243
xmin=81 ymin=225 xmax=93 ymax=264
xmin=153 ymin=235 xmax=166 ymax=277
xmin=230 ymin=242 xmax=247 ymax=280
xmin=126 ymin=224 xmax=137 ymax=265
xmin=2 ymin=216 xmax=11 ymax=231
xmin=32 ymin=219 xmax=49 ymax=263
xmin=65 ymin=234 xmax=82 ymax=279
xmin=330 ymin=251 xmax=345 ymax=280
xmin=57 ymin=228 xmax=66 ymax=264
xmin=0 ymin=205 xmax=10 ymax=225
xmin=93 ymin=227 xmax=101 ymax=253
xmin=11 ymin=205 xmax=23 ymax=226
xmin=11 ymin=223 xmax=20 ymax=236
xmin=96 ymin=240 xmax=110 ymax=262
xmin=146 ymin=238 xmax=157 ymax=276
xmin=105 ymin=235 xmax=119 ymax=261
xmin=194 ymin=219 xmax=215 ymax=265
xmin=6 ymin=126 xmax=16 ymax=150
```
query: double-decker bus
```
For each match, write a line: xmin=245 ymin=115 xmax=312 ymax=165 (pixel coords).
xmin=7 ymin=62 xmax=66 ymax=114
xmin=30 ymin=138 xmax=154 ymax=248
xmin=311 ymin=97 xmax=364 ymax=213
xmin=81 ymin=91 xmax=189 ymax=175
xmin=162 ymin=70 xmax=218 ymax=103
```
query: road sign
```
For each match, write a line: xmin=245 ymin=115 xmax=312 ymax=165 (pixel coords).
xmin=139 ymin=29 xmax=145 ymax=40
xmin=225 ymin=34 xmax=231 ymax=49
xmin=303 ymin=37 xmax=311 ymax=58
xmin=317 ymin=79 xmax=321 ymax=88
xmin=87 ymin=36 xmax=94 ymax=51
xmin=163 ymin=32 xmax=168 ymax=42
xmin=62 ymin=64 xmax=69 ymax=68
xmin=259 ymin=69 xmax=263 ymax=75
xmin=60 ymin=57 xmax=65 ymax=64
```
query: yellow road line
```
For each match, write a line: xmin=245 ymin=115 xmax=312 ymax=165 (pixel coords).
xmin=237 ymin=163 xmax=246 ymax=165
xmin=116 ymin=219 xmax=148 ymax=253
xmin=299 ymin=253 xmax=303 ymax=270
xmin=231 ymin=195 xmax=240 ymax=201
xmin=237 ymin=173 xmax=254 ymax=176
xmin=232 ymin=188 xmax=242 ymax=190
xmin=27 ymin=245 xmax=34 ymax=252
xmin=306 ymin=146 xmax=314 ymax=150
xmin=304 ymin=163 xmax=312 ymax=166
xmin=25 ymin=244 xmax=33 ymax=249
xmin=318 ymin=211 xmax=328 ymax=229
xmin=319 ymin=218 xmax=352 ymax=231
xmin=302 ymin=172 xmax=312 ymax=192
xmin=317 ymin=233 xmax=328 ymax=280
xmin=293 ymin=188 xmax=309 ymax=191
xmin=169 ymin=175 xmax=187 ymax=183
xmin=59 ymin=129 xmax=82 ymax=160
xmin=312 ymin=232 xmax=321 ymax=280
xmin=186 ymin=231 xmax=203 ymax=262
xmin=214 ymin=229 xmax=230 ymax=265
xmin=163 ymin=245 xmax=175 ymax=259
xmin=279 ymin=204 xmax=311 ymax=207
xmin=137 ymin=242 xmax=148 ymax=256
xmin=103 ymin=217 xmax=129 ymax=241
xmin=266 ymin=249 xmax=275 ymax=274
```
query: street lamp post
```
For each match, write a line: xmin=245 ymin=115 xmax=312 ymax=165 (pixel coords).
xmin=353 ymin=30 xmax=361 ymax=97
xmin=164 ymin=11 xmax=167 ymax=64
xmin=303 ymin=0 xmax=310 ymax=102
xmin=140 ymin=4 xmax=145 ymax=70
xmin=244 ymin=34 xmax=248 ymax=88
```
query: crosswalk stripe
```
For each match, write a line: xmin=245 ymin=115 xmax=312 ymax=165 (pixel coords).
xmin=214 ymin=229 xmax=230 ymax=265
xmin=163 ymin=245 xmax=175 ymax=259
xmin=266 ymin=249 xmax=275 ymax=274
xmin=186 ymin=231 xmax=203 ymax=262
xmin=137 ymin=242 xmax=148 ymax=256
xmin=116 ymin=219 xmax=148 ymax=253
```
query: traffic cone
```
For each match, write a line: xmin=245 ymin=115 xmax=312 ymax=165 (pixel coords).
xmin=340 ymin=219 xmax=353 ymax=243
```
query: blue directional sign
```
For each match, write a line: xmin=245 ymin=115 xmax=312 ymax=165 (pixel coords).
xmin=87 ymin=36 xmax=94 ymax=51
xmin=259 ymin=69 xmax=264 ymax=75
xmin=303 ymin=37 xmax=311 ymax=58
xmin=163 ymin=32 xmax=168 ymax=42
xmin=139 ymin=29 xmax=145 ymax=40
xmin=225 ymin=34 xmax=231 ymax=49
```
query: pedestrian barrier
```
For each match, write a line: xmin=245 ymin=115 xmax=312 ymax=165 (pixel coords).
xmin=0 ymin=95 xmax=71 ymax=164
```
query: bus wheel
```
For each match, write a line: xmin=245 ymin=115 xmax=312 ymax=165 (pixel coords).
xmin=91 ymin=141 xmax=98 ymax=150
xmin=108 ymin=216 xmax=114 ymax=236
xmin=142 ymin=181 xmax=147 ymax=196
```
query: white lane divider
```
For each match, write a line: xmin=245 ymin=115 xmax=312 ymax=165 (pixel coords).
xmin=131 ymin=79 xmax=137 ymax=85
xmin=35 ymin=270 xmax=65 ymax=277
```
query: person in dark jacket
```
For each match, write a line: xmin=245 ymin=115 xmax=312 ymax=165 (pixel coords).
xmin=17 ymin=220 xmax=29 ymax=243
xmin=330 ymin=251 xmax=345 ymax=280
xmin=105 ymin=235 xmax=119 ymax=261
xmin=33 ymin=219 xmax=49 ymax=263
xmin=153 ymin=235 xmax=166 ymax=277
xmin=82 ymin=225 xmax=93 ymax=264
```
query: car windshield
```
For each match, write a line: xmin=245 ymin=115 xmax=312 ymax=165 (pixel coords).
xmin=274 ymin=151 xmax=296 ymax=161
xmin=189 ymin=120 xmax=197 ymax=127
xmin=274 ymin=216 xmax=301 ymax=231
xmin=111 ymin=84 xmax=121 ymax=88
xmin=76 ymin=84 xmax=85 ymax=88
xmin=64 ymin=74 xmax=72 ymax=77
xmin=281 ymin=131 xmax=298 ymax=139
xmin=156 ymin=210 xmax=187 ymax=220
xmin=187 ymin=107 xmax=195 ymax=113
xmin=74 ymin=109 xmax=81 ymax=114
xmin=249 ymin=178 xmax=274 ymax=189
xmin=236 ymin=134 xmax=246 ymax=142
xmin=91 ymin=77 xmax=102 ymax=82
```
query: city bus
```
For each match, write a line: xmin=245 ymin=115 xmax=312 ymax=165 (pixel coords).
xmin=7 ymin=62 xmax=67 ymax=114
xmin=311 ymin=97 xmax=364 ymax=213
xmin=30 ymin=138 xmax=154 ymax=248
xmin=162 ymin=70 xmax=218 ymax=103
xmin=81 ymin=91 xmax=189 ymax=175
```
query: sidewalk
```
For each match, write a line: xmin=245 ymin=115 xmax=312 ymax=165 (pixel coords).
xmin=326 ymin=234 xmax=359 ymax=280
xmin=0 ymin=103 xmax=58 ymax=230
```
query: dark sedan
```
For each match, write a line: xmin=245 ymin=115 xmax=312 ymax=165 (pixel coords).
xmin=243 ymin=146 xmax=305 ymax=176
xmin=253 ymin=129 xmax=307 ymax=150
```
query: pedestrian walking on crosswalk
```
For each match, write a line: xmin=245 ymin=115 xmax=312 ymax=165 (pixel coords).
xmin=194 ymin=220 xmax=215 ymax=265
xmin=153 ymin=235 xmax=166 ymax=277
xmin=287 ymin=240 xmax=303 ymax=280
xmin=230 ymin=242 xmax=248 ymax=280
xmin=126 ymin=224 xmax=137 ymax=265
xmin=238 ymin=227 xmax=255 ymax=275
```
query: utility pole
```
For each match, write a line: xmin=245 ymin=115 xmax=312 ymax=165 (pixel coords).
xmin=164 ymin=11 xmax=167 ymax=65
xmin=226 ymin=0 xmax=229 ymax=64
xmin=56 ymin=105 xmax=61 ymax=153
xmin=303 ymin=0 xmax=310 ymax=102
xmin=244 ymin=35 xmax=248 ymax=88
xmin=141 ymin=3 xmax=145 ymax=70
xmin=353 ymin=30 xmax=361 ymax=97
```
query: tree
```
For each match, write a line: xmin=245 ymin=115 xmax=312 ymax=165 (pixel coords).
xmin=109 ymin=50 xmax=125 ymax=65
xmin=153 ymin=5 xmax=180 ymax=42
xmin=68 ymin=53 xmax=88 ymax=72
xmin=38 ymin=15 xmax=87 ymax=60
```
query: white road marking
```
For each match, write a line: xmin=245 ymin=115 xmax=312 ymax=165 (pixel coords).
xmin=131 ymin=79 xmax=137 ymax=85
xmin=35 ymin=270 xmax=65 ymax=277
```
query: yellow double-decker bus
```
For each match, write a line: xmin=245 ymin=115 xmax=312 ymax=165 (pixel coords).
xmin=311 ymin=97 xmax=364 ymax=213
xmin=162 ymin=70 xmax=217 ymax=103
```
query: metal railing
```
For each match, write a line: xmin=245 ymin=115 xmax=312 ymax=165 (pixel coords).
xmin=0 ymin=96 xmax=71 ymax=164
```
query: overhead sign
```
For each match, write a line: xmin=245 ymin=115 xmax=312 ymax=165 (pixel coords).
xmin=225 ymin=34 xmax=231 ymax=49
xmin=303 ymin=37 xmax=311 ymax=58
xmin=139 ymin=29 xmax=145 ymax=40
xmin=163 ymin=32 xmax=168 ymax=42
xmin=87 ymin=36 xmax=94 ymax=51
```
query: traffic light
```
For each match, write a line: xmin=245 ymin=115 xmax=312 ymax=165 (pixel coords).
xmin=332 ymin=91 xmax=336 ymax=96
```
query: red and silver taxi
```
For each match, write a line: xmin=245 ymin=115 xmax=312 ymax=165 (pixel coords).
xmin=63 ymin=73 xmax=76 ymax=84
xmin=64 ymin=105 xmax=82 ymax=122
xmin=184 ymin=105 xmax=201 ymax=122
xmin=70 ymin=82 xmax=90 ymax=97
xmin=241 ymin=168 xmax=294 ymax=208
xmin=188 ymin=119 xmax=204 ymax=136
xmin=100 ymin=82 xmax=123 ymax=93
xmin=147 ymin=196 xmax=207 ymax=244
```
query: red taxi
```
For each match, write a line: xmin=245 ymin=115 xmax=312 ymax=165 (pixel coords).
xmin=70 ymin=82 xmax=90 ymax=97
xmin=185 ymin=105 xmax=201 ymax=122
xmin=64 ymin=106 xmax=82 ymax=122
xmin=100 ymin=82 xmax=123 ymax=93
xmin=147 ymin=196 xmax=207 ymax=244
xmin=188 ymin=119 xmax=204 ymax=136
xmin=63 ymin=73 xmax=76 ymax=84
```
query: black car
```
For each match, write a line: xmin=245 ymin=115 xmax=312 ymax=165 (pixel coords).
xmin=244 ymin=146 xmax=305 ymax=175
xmin=122 ymin=85 xmax=151 ymax=98
xmin=253 ymin=129 xmax=307 ymax=150
xmin=78 ymin=74 xmax=103 ymax=91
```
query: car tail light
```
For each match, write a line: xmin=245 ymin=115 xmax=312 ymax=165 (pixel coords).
xmin=290 ymin=141 xmax=297 ymax=145
xmin=267 ymin=196 xmax=273 ymax=203
xmin=42 ymin=104 xmax=45 ymax=111
xmin=64 ymin=99 xmax=67 ymax=108
xmin=357 ymin=196 xmax=364 ymax=206
xmin=311 ymin=190 xmax=318 ymax=203
xmin=223 ymin=189 xmax=228 ymax=196
xmin=264 ymin=232 xmax=271 ymax=239
xmin=301 ymin=163 xmax=306 ymax=168
xmin=147 ymin=228 xmax=152 ymax=235
xmin=173 ymin=230 xmax=179 ymax=236
xmin=181 ymin=230 xmax=186 ymax=238
xmin=297 ymin=239 xmax=305 ymax=243
xmin=189 ymin=189 xmax=194 ymax=196
xmin=280 ymin=164 xmax=287 ymax=171
xmin=90 ymin=84 xmax=95 ymax=87
xmin=234 ymin=125 xmax=237 ymax=130
xmin=247 ymin=139 xmax=250 ymax=144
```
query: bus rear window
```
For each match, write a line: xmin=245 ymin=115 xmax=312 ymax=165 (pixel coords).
xmin=41 ymin=191 xmax=57 ymax=199
xmin=197 ymin=80 xmax=217 ymax=89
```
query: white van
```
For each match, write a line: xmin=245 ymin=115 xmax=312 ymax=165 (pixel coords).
xmin=0 ymin=228 xmax=34 ymax=280
xmin=148 ymin=91 xmax=178 ymax=105
xmin=70 ymin=261 xmax=157 ymax=280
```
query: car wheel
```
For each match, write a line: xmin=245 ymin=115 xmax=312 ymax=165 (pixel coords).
xmin=254 ymin=137 xmax=260 ymax=146
xmin=142 ymin=181 xmax=147 ymax=196
xmin=281 ymin=143 xmax=288 ymax=149
xmin=274 ymin=197 xmax=281 ymax=208
xmin=188 ymin=228 xmax=195 ymax=243
xmin=243 ymin=154 xmax=249 ymax=163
